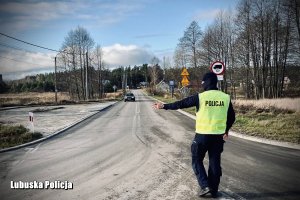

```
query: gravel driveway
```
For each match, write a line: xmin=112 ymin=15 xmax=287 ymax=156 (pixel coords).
xmin=0 ymin=102 xmax=116 ymax=136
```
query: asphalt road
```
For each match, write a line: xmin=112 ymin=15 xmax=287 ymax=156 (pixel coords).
xmin=0 ymin=90 xmax=299 ymax=200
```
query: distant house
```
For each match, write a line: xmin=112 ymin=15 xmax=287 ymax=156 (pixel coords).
xmin=284 ymin=76 xmax=291 ymax=90
xmin=284 ymin=76 xmax=291 ymax=85
xmin=139 ymin=81 xmax=149 ymax=88
xmin=102 ymin=80 xmax=110 ymax=85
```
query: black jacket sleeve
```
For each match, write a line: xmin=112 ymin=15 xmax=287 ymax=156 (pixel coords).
xmin=226 ymin=101 xmax=235 ymax=133
xmin=163 ymin=94 xmax=199 ymax=110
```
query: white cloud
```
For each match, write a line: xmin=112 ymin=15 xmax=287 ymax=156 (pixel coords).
xmin=2 ymin=69 xmax=52 ymax=81
xmin=103 ymin=44 xmax=154 ymax=67
xmin=193 ymin=9 xmax=221 ymax=22
xmin=0 ymin=49 xmax=54 ymax=73
xmin=0 ymin=43 xmax=154 ymax=80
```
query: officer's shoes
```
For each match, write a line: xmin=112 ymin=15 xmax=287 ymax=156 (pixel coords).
xmin=210 ymin=191 xmax=220 ymax=198
xmin=199 ymin=187 xmax=210 ymax=197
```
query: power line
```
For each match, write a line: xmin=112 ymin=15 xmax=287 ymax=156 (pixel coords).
xmin=0 ymin=32 xmax=61 ymax=53
xmin=0 ymin=42 xmax=39 ymax=54
xmin=0 ymin=42 xmax=75 ymax=67
xmin=0 ymin=53 xmax=73 ymax=71
xmin=0 ymin=32 xmax=87 ymax=56
xmin=0 ymin=42 xmax=79 ymax=70
xmin=0 ymin=41 xmax=55 ymax=64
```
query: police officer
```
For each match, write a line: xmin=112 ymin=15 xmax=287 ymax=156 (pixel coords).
xmin=153 ymin=72 xmax=235 ymax=198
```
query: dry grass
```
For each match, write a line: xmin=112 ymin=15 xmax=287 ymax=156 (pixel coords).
xmin=0 ymin=91 xmax=124 ymax=106
xmin=0 ymin=92 xmax=70 ymax=106
xmin=233 ymin=98 xmax=300 ymax=112
xmin=232 ymin=98 xmax=300 ymax=143
xmin=104 ymin=91 xmax=123 ymax=100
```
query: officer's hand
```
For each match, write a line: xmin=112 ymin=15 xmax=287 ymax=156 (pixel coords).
xmin=152 ymin=102 xmax=164 ymax=110
xmin=223 ymin=132 xmax=229 ymax=140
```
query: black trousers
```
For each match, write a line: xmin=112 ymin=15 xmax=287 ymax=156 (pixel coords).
xmin=191 ymin=133 xmax=224 ymax=192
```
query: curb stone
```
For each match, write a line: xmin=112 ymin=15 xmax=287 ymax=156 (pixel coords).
xmin=0 ymin=101 xmax=119 ymax=153
xmin=148 ymin=93 xmax=300 ymax=150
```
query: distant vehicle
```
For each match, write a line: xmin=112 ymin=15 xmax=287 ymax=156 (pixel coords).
xmin=124 ymin=93 xmax=135 ymax=102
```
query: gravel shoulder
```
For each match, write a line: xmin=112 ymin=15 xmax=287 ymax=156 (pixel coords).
xmin=0 ymin=102 xmax=117 ymax=137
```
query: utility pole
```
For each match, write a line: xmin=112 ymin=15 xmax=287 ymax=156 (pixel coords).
xmin=125 ymin=70 xmax=127 ymax=91
xmin=122 ymin=67 xmax=125 ymax=94
xmin=54 ymin=57 xmax=57 ymax=104
xmin=85 ymin=51 xmax=89 ymax=101
xmin=163 ymin=56 xmax=166 ymax=81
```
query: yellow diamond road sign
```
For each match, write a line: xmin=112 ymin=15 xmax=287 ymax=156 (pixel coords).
xmin=181 ymin=68 xmax=189 ymax=76
xmin=181 ymin=76 xmax=189 ymax=87
xmin=181 ymin=67 xmax=190 ymax=87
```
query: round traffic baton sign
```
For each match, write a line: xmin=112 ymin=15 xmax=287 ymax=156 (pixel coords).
xmin=210 ymin=61 xmax=225 ymax=75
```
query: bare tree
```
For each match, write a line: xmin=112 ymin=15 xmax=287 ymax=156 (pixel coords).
xmin=149 ymin=56 xmax=161 ymax=88
xmin=235 ymin=0 xmax=253 ymax=98
xmin=291 ymin=0 xmax=300 ymax=46
xmin=200 ymin=25 xmax=214 ymax=66
xmin=178 ymin=21 xmax=202 ymax=68
xmin=200 ymin=10 xmax=236 ymax=93
xmin=234 ymin=0 xmax=296 ymax=99
xmin=174 ymin=44 xmax=188 ymax=68
xmin=61 ymin=26 xmax=95 ymax=100
xmin=93 ymin=44 xmax=104 ymax=98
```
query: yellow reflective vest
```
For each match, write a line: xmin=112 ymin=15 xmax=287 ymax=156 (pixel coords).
xmin=196 ymin=90 xmax=230 ymax=134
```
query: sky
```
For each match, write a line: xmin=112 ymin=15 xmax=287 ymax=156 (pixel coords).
xmin=0 ymin=0 xmax=239 ymax=80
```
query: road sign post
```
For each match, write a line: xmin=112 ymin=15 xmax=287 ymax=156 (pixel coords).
xmin=29 ymin=112 xmax=34 ymax=133
xmin=169 ymin=80 xmax=174 ymax=98
xmin=113 ymin=85 xmax=117 ymax=93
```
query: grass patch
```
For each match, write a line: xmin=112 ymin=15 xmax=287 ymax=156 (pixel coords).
xmin=101 ymin=91 xmax=123 ymax=102
xmin=0 ymin=124 xmax=43 ymax=149
xmin=152 ymin=95 xmax=177 ymax=104
xmin=233 ymin=104 xmax=300 ymax=144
